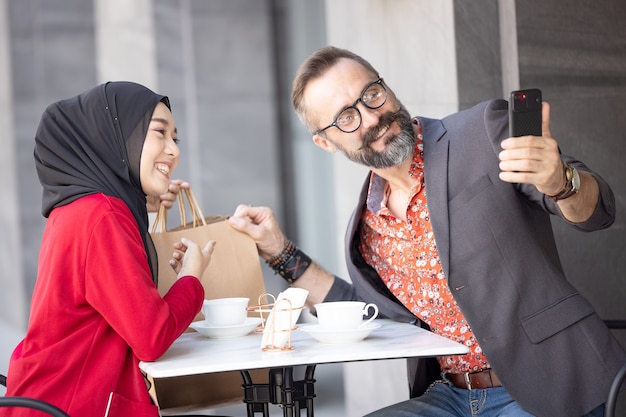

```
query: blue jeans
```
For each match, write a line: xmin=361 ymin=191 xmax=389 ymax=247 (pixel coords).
xmin=364 ymin=380 xmax=605 ymax=417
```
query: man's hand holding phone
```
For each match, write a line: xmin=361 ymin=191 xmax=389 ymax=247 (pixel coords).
xmin=499 ymin=91 xmax=565 ymax=197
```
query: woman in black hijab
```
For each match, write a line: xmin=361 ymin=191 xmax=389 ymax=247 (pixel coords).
xmin=5 ymin=82 xmax=214 ymax=417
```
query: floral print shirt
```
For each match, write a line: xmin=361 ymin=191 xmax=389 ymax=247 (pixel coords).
xmin=358 ymin=118 xmax=490 ymax=374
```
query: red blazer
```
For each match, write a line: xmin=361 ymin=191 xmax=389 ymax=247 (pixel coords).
xmin=5 ymin=194 xmax=204 ymax=417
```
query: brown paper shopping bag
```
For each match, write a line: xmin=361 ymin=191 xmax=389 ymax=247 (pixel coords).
xmin=147 ymin=187 xmax=268 ymax=412
xmin=150 ymin=188 xmax=267 ymax=319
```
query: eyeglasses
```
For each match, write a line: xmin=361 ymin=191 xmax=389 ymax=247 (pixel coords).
xmin=314 ymin=78 xmax=387 ymax=135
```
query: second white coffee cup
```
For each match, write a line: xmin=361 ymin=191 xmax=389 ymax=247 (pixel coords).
xmin=202 ymin=297 xmax=249 ymax=327
xmin=314 ymin=301 xmax=379 ymax=329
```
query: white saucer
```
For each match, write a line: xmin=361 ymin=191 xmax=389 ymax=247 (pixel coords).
xmin=189 ymin=317 xmax=262 ymax=339
xmin=300 ymin=322 xmax=381 ymax=344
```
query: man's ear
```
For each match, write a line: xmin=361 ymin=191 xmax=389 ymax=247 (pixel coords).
xmin=312 ymin=134 xmax=337 ymax=153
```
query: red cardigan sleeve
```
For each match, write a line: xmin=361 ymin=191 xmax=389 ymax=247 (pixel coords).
xmin=84 ymin=203 xmax=204 ymax=361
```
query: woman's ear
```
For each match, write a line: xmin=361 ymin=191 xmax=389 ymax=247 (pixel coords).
xmin=312 ymin=134 xmax=337 ymax=153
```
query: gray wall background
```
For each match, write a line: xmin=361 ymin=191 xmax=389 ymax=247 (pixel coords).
xmin=517 ymin=3 xmax=626 ymax=324
xmin=1 ymin=0 xmax=625 ymax=415
xmin=455 ymin=0 xmax=626 ymax=327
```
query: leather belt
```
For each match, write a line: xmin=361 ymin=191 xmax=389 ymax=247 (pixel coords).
xmin=445 ymin=369 xmax=502 ymax=390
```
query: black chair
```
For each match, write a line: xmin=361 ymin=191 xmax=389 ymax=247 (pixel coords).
xmin=1 ymin=373 xmax=70 ymax=416
xmin=0 ymin=396 xmax=71 ymax=417
xmin=605 ymin=320 xmax=626 ymax=331
xmin=605 ymin=361 xmax=626 ymax=417
xmin=604 ymin=320 xmax=626 ymax=417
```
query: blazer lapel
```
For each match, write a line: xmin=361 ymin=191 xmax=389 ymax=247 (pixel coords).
xmin=420 ymin=117 xmax=451 ymax=278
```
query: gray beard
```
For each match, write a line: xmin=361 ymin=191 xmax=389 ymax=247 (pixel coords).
xmin=338 ymin=107 xmax=415 ymax=169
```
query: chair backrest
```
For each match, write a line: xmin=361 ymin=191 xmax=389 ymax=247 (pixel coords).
xmin=1 ymin=373 xmax=70 ymax=416
xmin=605 ymin=361 xmax=626 ymax=417
xmin=0 ymin=396 xmax=70 ymax=417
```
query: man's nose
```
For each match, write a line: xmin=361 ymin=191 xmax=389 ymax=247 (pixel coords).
xmin=358 ymin=101 xmax=380 ymax=131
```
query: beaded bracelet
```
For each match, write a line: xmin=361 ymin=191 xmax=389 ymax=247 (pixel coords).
xmin=266 ymin=240 xmax=295 ymax=269
xmin=266 ymin=240 xmax=312 ymax=284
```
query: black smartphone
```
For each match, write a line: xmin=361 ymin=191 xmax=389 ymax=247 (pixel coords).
xmin=509 ymin=88 xmax=542 ymax=137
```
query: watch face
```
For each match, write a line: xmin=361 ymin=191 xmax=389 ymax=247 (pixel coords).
xmin=551 ymin=163 xmax=580 ymax=201
xmin=565 ymin=165 xmax=573 ymax=182
xmin=571 ymin=167 xmax=580 ymax=192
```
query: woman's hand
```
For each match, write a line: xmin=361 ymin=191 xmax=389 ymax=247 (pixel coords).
xmin=170 ymin=237 xmax=215 ymax=281
xmin=146 ymin=179 xmax=189 ymax=212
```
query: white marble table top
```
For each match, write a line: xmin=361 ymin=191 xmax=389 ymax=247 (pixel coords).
xmin=140 ymin=319 xmax=469 ymax=379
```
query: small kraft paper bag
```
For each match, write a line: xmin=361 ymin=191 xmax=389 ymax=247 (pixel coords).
xmin=147 ymin=187 xmax=268 ymax=413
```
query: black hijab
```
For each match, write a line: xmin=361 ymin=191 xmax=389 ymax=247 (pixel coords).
xmin=34 ymin=81 xmax=171 ymax=284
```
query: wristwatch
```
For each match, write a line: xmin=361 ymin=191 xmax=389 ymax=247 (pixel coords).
xmin=549 ymin=163 xmax=580 ymax=201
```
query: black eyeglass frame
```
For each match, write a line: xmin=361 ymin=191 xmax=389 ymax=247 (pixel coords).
xmin=313 ymin=78 xmax=387 ymax=135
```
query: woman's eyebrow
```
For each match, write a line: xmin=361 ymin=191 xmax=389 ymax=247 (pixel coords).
xmin=151 ymin=117 xmax=177 ymax=133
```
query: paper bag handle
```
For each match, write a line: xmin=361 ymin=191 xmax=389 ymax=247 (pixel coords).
xmin=151 ymin=188 xmax=207 ymax=233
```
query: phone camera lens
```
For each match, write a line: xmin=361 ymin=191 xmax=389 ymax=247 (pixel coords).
xmin=514 ymin=92 xmax=527 ymax=102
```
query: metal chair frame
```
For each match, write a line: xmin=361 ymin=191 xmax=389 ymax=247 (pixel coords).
xmin=0 ymin=396 xmax=71 ymax=417
xmin=604 ymin=319 xmax=626 ymax=417
xmin=605 ymin=361 xmax=626 ymax=417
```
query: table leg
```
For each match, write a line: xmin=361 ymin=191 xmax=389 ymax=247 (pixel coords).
xmin=270 ymin=368 xmax=295 ymax=417
xmin=241 ymin=370 xmax=271 ymax=417
xmin=240 ymin=365 xmax=317 ymax=417
xmin=303 ymin=365 xmax=316 ymax=417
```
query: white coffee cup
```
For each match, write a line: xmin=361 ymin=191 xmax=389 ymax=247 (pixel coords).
xmin=314 ymin=301 xmax=379 ymax=329
xmin=201 ymin=297 xmax=249 ymax=327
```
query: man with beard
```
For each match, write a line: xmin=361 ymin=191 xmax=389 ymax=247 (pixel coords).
xmin=225 ymin=46 xmax=625 ymax=417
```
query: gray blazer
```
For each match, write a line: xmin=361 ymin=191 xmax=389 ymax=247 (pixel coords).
xmin=324 ymin=99 xmax=625 ymax=417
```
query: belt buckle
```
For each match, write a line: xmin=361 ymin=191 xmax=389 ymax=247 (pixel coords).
xmin=463 ymin=372 xmax=472 ymax=390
